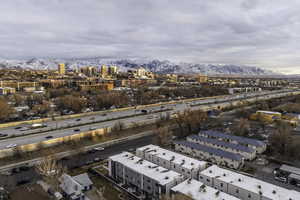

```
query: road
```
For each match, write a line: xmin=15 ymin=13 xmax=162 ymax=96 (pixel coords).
xmin=0 ymin=88 xmax=299 ymax=150
xmin=0 ymin=134 xmax=154 ymax=190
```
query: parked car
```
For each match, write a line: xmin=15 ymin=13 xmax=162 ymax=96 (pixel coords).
xmin=94 ymin=147 xmax=105 ymax=151
xmin=75 ymin=118 xmax=81 ymax=121
xmin=45 ymin=135 xmax=53 ymax=139
xmin=0 ymin=134 xmax=8 ymax=137
xmin=73 ymin=128 xmax=80 ymax=132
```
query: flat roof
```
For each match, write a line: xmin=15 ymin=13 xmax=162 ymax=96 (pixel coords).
xmin=174 ymin=141 xmax=243 ymax=161
xmin=171 ymin=179 xmax=240 ymax=200
xmin=136 ymin=144 xmax=207 ymax=170
xmin=109 ymin=152 xmax=183 ymax=185
xmin=200 ymin=165 xmax=300 ymax=200
xmin=188 ymin=135 xmax=255 ymax=153
xmin=257 ymin=110 xmax=282 ymax=115
xmin=280 ymin=164 xmax=300 ymax=176
xmin=199 ymin=130 xmax=266 ymax=147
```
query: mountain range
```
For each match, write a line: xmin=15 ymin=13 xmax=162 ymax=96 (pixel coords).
xmin=0 ymin=58 xmax=278 ymax=76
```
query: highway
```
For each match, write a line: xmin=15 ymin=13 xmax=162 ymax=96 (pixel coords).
xmin=0 ymin=134 xmax=154 ymax=189
xmin=0 ymin=88 xmax=299 ymax=150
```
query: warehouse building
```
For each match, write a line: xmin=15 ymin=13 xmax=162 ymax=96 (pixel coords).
xmin=136 ymin=144 xmax=208 ymax=180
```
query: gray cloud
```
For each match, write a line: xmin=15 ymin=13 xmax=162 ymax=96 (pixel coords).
xmin=1 ymin=0 xmax=300 ymax=73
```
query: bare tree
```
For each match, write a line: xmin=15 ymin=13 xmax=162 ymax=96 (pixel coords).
xmin=155 ymin=126 xmax=173 ymax=147
xmin=269 ymin=121 xmax=292 ymax=156
xmin=231 ymin=118 xmax=250 ymax=136
xmin=175 ymin=109 xmax=208 ymax=137
xmin=96 ymin=186 xmax=106 ymax=200
xmin=35 ymin=154 xmax=67 ymax=191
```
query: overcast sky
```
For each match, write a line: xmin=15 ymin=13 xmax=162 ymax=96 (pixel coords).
xmin=1 ymin=0 xmax=300 ymax=74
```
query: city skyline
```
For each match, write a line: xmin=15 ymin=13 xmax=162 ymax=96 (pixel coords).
xmin=1 ymin=1 xmax=300 ymax=74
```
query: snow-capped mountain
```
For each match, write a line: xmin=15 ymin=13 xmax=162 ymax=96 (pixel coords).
xmin=0 ymin=58 xmax=277 ymax=75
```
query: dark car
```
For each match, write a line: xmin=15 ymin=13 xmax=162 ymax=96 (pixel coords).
xmin=45 ymin=135 xmax=53 ymax=139
xmin=74 ymin=128 xmax=80 ymax=132
xmin=141 ymin=109 xmax=147 ymax=113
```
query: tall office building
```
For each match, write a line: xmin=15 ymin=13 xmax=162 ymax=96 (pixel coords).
xmin=108 ymin=65 xmax=118 ymax=76
xmin=100 ymin=65 xmax=108 ymax=77
xmin=58 ymin=63 xmax=65 ymax=75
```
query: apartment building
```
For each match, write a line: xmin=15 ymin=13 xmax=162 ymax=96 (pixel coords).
xmin=198 ymin=130 xmax=266 ymax=154
xmin=187 ymin=135 xmax=256 ymax=160
xmin=136 ymin=144 xmax=208 ymax=180
xmin=174 ymin=141 xmax=244 ymax=169
xmin=199 ymin=165 xmax=300 ymax=200
xmin=171 ymin=179 xmax=240 ymax=200
xmin=108 ymin=152 xmax=185 ymax=199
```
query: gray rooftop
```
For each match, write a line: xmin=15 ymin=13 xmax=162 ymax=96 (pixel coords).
xmin=199 ymin=130 xmax=265 ymax=147
xmin=188 ymin=135 xmax=255 ymax=153
xmin=174 ymin=141 xmax=243 ymax=161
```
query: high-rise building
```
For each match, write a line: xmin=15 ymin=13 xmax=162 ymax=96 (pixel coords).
xmin=136 ymin=67 xmax=147 ymax=77
xmin=80 ymin=66 xmax=97 ymax=77
xmin=197 ymin=74 xmax=208 ymax=83
xmin=108 ymin=65 xmax=118 ymax=76
xmin=58 ymin=63 xmax=65 ymax=75
xmin=100 ymin=65 xmax=108 ymax=77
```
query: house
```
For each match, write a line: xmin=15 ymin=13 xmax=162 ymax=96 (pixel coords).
xmin=171 ymin=179 xmax=240 ymax=200
xmin=174 ymin=141 xmax=244 ymax=169
xmin=187 ymin=135 xmax=256 ymax=160
xmin=59 ymin=173 xmax=93 ymax=200
xmin=136 ymin=144 xmax=208 ymax=180
xmin=108 ymin=152 xmax=185 ymax=199
xmin=73 ymin=173 xmax=93 ymax=191
xmin=199 ymin=165 xmax=300 ymax=200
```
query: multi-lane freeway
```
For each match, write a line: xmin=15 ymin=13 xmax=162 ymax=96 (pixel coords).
xmin=0 ymin=88 xmax=299 ymax=151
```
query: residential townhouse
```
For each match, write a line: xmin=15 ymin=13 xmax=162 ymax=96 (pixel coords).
xmin=187 ymin=135 xmax=256 ymax=160
xmin=174 ymin=141 xmax=244 ymax=169
xmin=136 ymin=144 xmax=208 ymax=180
xmin=108 ymin=152 xmax=185 ymax=199
xmin=198 ymin=130 xmax=266 ymax=154
xmin=199 ymin=165 xmax=300 ymax=200
xmin=171 ymin=178 xmax=240 ymax=200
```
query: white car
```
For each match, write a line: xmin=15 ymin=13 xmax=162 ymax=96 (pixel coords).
xmin=94 ymin=147 xmax=104 ymax=151
xmin=6 ymin=144 xmax=17 ymax=148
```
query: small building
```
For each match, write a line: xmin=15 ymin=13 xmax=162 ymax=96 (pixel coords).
xmin=59 ymin=173 xmax=93 ymax=200
xmin=0 ymin=87 xmax=16 ymax=95
xmin=136 ymin=144 xmax=208 ymax=180
xmin=171 ymin=179 xmax=240 ymax=200
xmin=255 ymin=110 xmax=282 ymax=123
xmin=174 ymin=141 xmax=244 ymax=169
